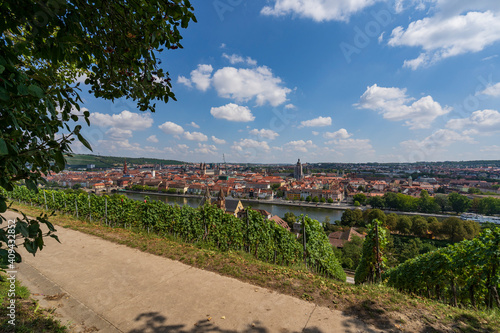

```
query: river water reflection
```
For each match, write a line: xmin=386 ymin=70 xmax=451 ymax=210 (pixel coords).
xmin=123 ymin=192 xmax=344 ymax=223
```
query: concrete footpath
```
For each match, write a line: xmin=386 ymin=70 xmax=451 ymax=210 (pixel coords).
xmin=3 ymin=211 xmax=378 ymax=333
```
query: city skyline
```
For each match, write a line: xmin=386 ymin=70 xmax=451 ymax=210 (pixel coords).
xmin=73 ymin=1 xmax=500 ymax=164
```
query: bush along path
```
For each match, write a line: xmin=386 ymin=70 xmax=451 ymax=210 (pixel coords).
xmin=3 ymin=186 xmax=345 ymax=282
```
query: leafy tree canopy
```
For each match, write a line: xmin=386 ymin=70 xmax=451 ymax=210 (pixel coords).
xmin=0 ymin=0 xmax=196 ymax=262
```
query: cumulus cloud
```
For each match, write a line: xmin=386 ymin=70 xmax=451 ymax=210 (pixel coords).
xmin=177 ymin=75 xmax=192 ymax=88
xmin=284 ymin=140 xmax=317 ymax=153
xmin=180 ymin=63 xmax=292 ymax=107
xmin=210 ymin=103 xmax=255 ymax=122
xmin=177 ymin=64 xmax=213 ymax=91
xmin=212 ymin=66 xmax=291 ymax=106
xmin=356 ymin=84 xmax=451 ymax=129
xmin=298 ymin=116 xmax=332 ymax=128
xmin=231 ymin=139 xmax=271 ymax=152
xmin=105 ymin=128 xmax=133 ymax=140
xmin=212 ymin=136 xmax=227 ymax=145
xmin=183 ymin=131 xmax=208 ymax=142
xmin=323 ymin=128 xmax=352 ymax=140
xmin=388 ymin=7 xmax=500 ymax=69
xmin=159 ymin=121 xmax=185 ymax=135
xmin=250 ymin=129 xmax=280 ymax=140
xmin=188 ymin=121 xmax=200 ymax=128
xmin=147 ymin=135 xmax=159 ymax=143
xmin=89 ymin=110 xmax=153 ymax=130
xmin=333 ymin=138 xmax=373 ymax=151
xmin=195 ymin=143 xmax=218 ymax=155
xmin=477 ymin=82 xmax=500 ymax=97
xmin=222 ymin=53 xmax=257 ymax=66
xmin=400 ymin=129 xmax=475 ymax=152
xmin=446 ymin=109 xmax=500 ymax=134
xmin=260 ymin=0 xmax=380 ymax=22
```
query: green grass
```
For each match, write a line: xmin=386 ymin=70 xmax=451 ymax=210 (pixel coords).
xmin=9 ymin=201 xmax=500 ymax=333
xmin=0 ymin=273 xmax=67 ymax=333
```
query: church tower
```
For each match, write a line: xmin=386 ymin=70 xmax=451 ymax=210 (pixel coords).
xmin=123 ymin=159 xmax=128 ymax=175
xmin=294 ymin=159 xmax=303 ymax=180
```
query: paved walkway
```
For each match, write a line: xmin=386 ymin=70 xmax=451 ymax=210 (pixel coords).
xmin=4 ymin=211 xmax=377 ymax=333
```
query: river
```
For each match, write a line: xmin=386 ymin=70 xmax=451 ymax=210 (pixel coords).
xmin=123 ymin=192 xmax=344 ymax=223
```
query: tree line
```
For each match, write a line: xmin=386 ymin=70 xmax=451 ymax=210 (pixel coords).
xmin=338 ymin=208 xmax=481 ymax=241
xmin=353 ymin=190 xmax=500 ymax=215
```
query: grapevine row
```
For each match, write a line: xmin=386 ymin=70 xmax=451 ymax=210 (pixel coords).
xmin=5 ymin=187 xmax=345 ymax=281
xmin=384 ymin=227 xmax=500 ymax=309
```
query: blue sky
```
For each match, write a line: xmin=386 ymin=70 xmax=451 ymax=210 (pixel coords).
xmin=75 ymin=0 xmax=500 ymax=164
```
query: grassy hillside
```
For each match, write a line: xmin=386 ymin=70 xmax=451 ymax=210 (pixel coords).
xmin=65 ymin=154 xmax=184 ymax=168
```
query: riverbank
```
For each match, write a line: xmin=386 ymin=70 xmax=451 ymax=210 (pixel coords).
xmin=120 ymin=190 xmax=352 ymax=211
xmin=119 ymin=190 xmax=455 ymax=220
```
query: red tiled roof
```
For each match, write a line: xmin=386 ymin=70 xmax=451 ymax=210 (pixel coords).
xmin=328 ymin=228 xmax=365 ymax=248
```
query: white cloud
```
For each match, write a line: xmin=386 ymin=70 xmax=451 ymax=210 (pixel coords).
xmin=312 ymin=131 xmax=319 ymax=136
xmin=188 ymin=121 xmax=200 ymax=128
xmin=177 ymin=75 xmax=192 ymax=88
xmin=323 ymin=128 xmax=352 ymax=140
xmin=178 ymin=64 xmax=213 ymax=91
xmin=400 ymin=129 xmax=475 ymax=152
xmin=378 ymin=32 xmax=385 ymax=44
xmin=446 ymin=109 xmax=500 ymax=134
xmin=480 ymin=145 xmax=500 ymax=152
xmin=105 ymin=128 xmax=133 ymax=140
xmin=75 ymin=73 xmax=89 ymax=84
xmin=356 ymin=84 xmax=451 ymax=129
xmin=212 ymin=136 xmax=227 ymax=145
xmin=284 ymin=140 xmax=317 ymax=153
xmin=332 ymin=138 xmax=373 ymax=151
xmin=183 ymin=131 xmax=208 ymax=142
xmin=89 ymin=110 xmax=153 ymax=130
xmin=147 ymin=135 xmax=159 ymax=143
xmin=159 ymin=121 xmax=185 ymax=135
xmin=477 ymin=82 xmax=500 ymax=97
xmin=482 ymin=55 xmax=498 ymax=61
xmin=210 ymin=103 xmax=255 ymax=122
xmin=260 ymin=0 xmax=380 ymax=22
xmin=285 ymin=104 xmax=296 ymax=109
xmin=298 ymin=116 xmax=332 ymax=128
xmin=388 ymin=9 xmax=500 ymax=69
xmin=180 ymin=63 xmax=292 ymax=107
xmin=231 ymin=139 xmax=271 ymax=152
xmin=195 ymin=143 xmax=218 ymax=155
xmin=212 ymin=66 xmax=291 ymax=106
xmin=222 ymin=53 xmax=257 ymax=66
xmin=249 ymin=129 xmax=280 ymax=140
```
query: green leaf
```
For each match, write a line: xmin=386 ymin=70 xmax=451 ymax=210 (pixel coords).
xmin=0 ymin=138 xmax=8 ymax=155
xmin=49 ymin=234 xmax=61 ymax=243
xmin=28 ymin=85 xmax=44 ymax=98
xmin=17 ymin=84 xmax=29 ymax=95
xmin=0 ymin=198 xmax=6 ymax=213
xmin=26 ymin=179 xmax=37 ymax=191
xmin=77 ymin=133 xmax=92 ymax=151
xmin=54 ymin=150 xmax=65 ymax=170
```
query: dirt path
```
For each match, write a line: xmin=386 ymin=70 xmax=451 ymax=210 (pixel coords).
xmin=4 ymin=211 xmax=378 ymax=333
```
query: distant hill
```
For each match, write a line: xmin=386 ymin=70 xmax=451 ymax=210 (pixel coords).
xmin=65 ymin=154 xmax=184 ymax=169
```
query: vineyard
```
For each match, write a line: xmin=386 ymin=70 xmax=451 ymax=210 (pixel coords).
xmin=3 ymin=186 xmax=346 ymax=282
xmin=384 ymin=227 xmax=500 ymax=309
